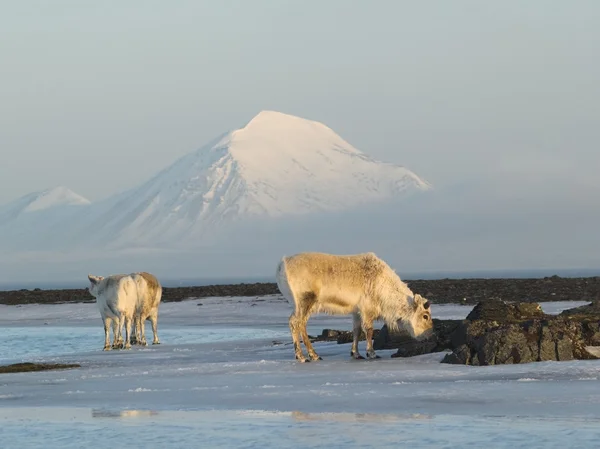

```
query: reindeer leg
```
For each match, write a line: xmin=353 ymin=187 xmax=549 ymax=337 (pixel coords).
xmin=296 ymin=298 xmax=320 ymax=361
xmin=300 ymin=315 xmax=322 ymax=361
xmin=363 ymin=317 xmax=380 ymax=359
xmin=289 ymin=314 xmax=308 ymax=363
xmin=113 ymin=315 xmax=125 ymax=349
xmin=132 ymin=315 xmax=143 ymax=345
xmin=103 ymin=317 xmax=112 ymax=351
xmin=149 ymin=310 xmax=158 ymax=345
xmin=123 ymin=314 xmax=133 ymax=349
xmin=350 ymin=312 xmax=365 ymax=359
xmin=111 ymin=319 xmax=121 ymax=349
xmin=130 ymin=316 xmax=138 ymax=345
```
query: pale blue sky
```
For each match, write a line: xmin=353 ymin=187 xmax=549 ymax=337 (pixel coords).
xmin=1 ymin=0 xmax=599 ymax=207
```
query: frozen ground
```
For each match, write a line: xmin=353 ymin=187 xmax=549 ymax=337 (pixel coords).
xmin=1 ymin=296 xmax=599 ymax=448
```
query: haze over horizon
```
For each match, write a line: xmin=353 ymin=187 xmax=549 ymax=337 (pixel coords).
xmin=1 ymin=1 xmax=599 ymax=280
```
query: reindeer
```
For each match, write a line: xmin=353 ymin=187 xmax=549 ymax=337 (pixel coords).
xmin=276 ymin=252 xmax=433 ymax=362
xmin=87 ymin=274 xmax=138 ymax=350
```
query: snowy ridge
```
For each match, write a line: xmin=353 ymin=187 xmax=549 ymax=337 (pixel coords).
xmin=0 ymin=186 xmax=90 ymax=227
xmin=23 ymin=186 xmax=90 ymax=212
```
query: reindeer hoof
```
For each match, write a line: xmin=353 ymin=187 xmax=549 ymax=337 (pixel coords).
xmin=103 ymin=346 xmax=112 ymax=351
xmin=310 ymin=355 xmax=323 ymax=361
xmin=351 ymin=353 xmax=365 ymax=360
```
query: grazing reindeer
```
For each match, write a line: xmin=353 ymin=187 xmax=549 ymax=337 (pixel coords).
xmin=276 ymin=252 xmax=434 ymax=363
xmin=87 ymin=274 xmax=138 ymax=350
xmin=130 ymin=271 xmax=163 ymax=346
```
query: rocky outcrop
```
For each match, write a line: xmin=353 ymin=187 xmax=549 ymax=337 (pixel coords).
xmin=374 ymin=320 xmax=462 ymax=358
xmin=378 ymin=299 xmax=600 ymax=365
xmin=440 ymin=299 xmax=599 ymax=365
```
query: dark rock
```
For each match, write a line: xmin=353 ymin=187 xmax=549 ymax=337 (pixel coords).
xmin=559 ymin=299 xmax=600 ymax=347
xmin=465 ymin=298 xmax=545 ymax=321
xmin=335 ymin=331 xmax=355 ymax=344
xmin=580 ymin=321 xmax=600 ymax=346
xmin=337 ymin=329 xmax=380 ymax=344
xmin=373 ymin=325 xmax=414 ymax=350
xmin=0 ymin=362 xmax=81 ymax=374
xmin=376 ymin=319 xmax=462 ymax=358
xmin=391 ymin=339 xmax=440 ymax=358
xmin=559 ymin=299 xmax=600 ymax=320
xmin=309 ymin=329 xmax=348 ymax=343
xmin=309 ymin=329 xmax=349 ymax=343
xmin=432 ymin=319 xmax=463 ymax=350
xmin=309 ymin=328 xmax=381 ymax=344
xmin=441 ymin=300 xmax=599 ymax=365
xmin=320 ymin=329 xmax=343 ymax=339
xmin=442 ymin=344 xmax=470 ymax=364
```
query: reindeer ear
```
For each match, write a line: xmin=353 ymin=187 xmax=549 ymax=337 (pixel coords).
xmin=413 ymin=294 xmax=430 ymax=309
xmin=88 ymin=274 xmax=99 ymax=284
xmin=409 ymin=295 xmax=418 ymax=310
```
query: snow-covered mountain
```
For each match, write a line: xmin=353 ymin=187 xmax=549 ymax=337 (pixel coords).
xmin=0 ymin=186 xmax=90 ymax=226
xmin=84 ymin=110 xmax=431 ymax=246
xmin=0 ymin=110 xmax=431 ymax=252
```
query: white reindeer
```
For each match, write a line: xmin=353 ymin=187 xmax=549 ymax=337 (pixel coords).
xmin=130 ymin=271 xmax=163 ymax=346
xmin=276 ymin=251 xmax=434 ymax=362
xmin=87 ymin=274 xmax=138 ymax=351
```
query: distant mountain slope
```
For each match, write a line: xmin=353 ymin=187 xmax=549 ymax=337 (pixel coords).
xmin=84 ymin=110 xmax=431 ymax=246
xmin=0 ymin=110 xmax=431 ymax=251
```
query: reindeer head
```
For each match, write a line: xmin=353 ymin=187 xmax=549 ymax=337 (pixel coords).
xmin=403 ymin=293 xmax=434 ymax=340
xmin=87 ymin=274 xmax=104 ymax=297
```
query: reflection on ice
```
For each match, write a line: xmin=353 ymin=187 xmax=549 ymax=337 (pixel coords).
xmin=92 ymin=409 xmax=159 ymax=419
xmin=290 ymin=410 xmax=433 ymax=423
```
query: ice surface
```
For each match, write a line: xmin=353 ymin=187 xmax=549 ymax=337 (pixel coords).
xmin=1 ymin=297 xmax=598 ymax=448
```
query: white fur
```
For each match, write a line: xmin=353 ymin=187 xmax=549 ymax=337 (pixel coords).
xmin=130 ymin=272 xmax=163 ymax=346
xmin=276 ymin=251 xmax=433 ymax=362
xmin=87 ymin=274 xmax=138 ymax=350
